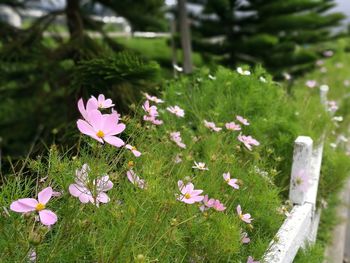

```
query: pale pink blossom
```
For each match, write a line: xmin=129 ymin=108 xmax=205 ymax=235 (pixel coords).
xmin=77 ymin=110 xmax=125 ymax=147
xmin=143 ymin=100 xmax=163 ymax=125
xmin=143 ymin=92 xmax=164 ymax=104
xmin=10 ymin=187 xmax=58 ymax=226
xmin=292 ymin=169 xmax=309 ymax=192
xmin=204 ymin=120 xmax=222 ymax=132
xmin=199 ymin=195 xmax=213 ymax=212
xmin=241 ymin=232 xmax=250 ymax=244
xmin=28 ymin=249 xmax=36 ymax=262
xmin=305 ymin=80 xmax=317 ymax=88
xmin=77 ymin=97 xmax=98 ymax=122
xmin=247 ymin=256 xmax=259 ymax=263
xmin=170 ymin=132 xmax=186 ymax=149
xmin=142 ymin=100 xmax=158 ymax=117
xmin=212 ymin=199 xmax=226 ymax=211
xmin=127 ymin=170 xmax=147 ymax=189
xmin=192 ymin=161 xmax=209 ymax=171
xmin=236 ymin=115 xmax=250 ymax=126
xmin=237 ymin=205 xmax=253 ymax=224
xmin=167 ymin=105 xmax=185 ymax=118
xmin=90 ymin=94 xmax=115 ymax=109
xmin=223 ymin=172 xmax=239 ymax=189
xmin=69 ymin=164 xmax=113 ymax=206
xmin=238 ymin=133 xmax=260 ymax=151
xmin=177 ymin=180 xmax=204 ymax=204
xmin=323 ymin=50 xmax=333 ymax=57
xmin=125 ymin=144 xmax=141 ymax=157
xmin=225 ymin=122 xmax=241 ymax=131
xmin=327 ymin=100 xmax=339 ymax=112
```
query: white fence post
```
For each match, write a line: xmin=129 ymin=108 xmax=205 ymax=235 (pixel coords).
xmin=289 ymin=136 xmax=313 ymax=205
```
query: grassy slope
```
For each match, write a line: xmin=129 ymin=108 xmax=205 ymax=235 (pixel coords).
xmin=0 ymin=51 xmax=349 ymax=262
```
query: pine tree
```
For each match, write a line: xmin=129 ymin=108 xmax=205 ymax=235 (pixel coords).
xmin=190 ymin=0 xmax=345 ymax=75
xmin=0 ymin=0 xmax=164 ymax=160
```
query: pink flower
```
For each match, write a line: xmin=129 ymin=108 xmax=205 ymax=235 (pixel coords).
xmin=69 ymin=164 xmax=113 ymax=206
xmin=142 ymin=100 xmax=158 ymax=117
xmin=223 ymin=172 xmax=239 ymax=189
xmin=170 ymin=132 xmax=186 ymax=149
xmin=292 ymin=169 xmax=309 ymax=192
xmin=144 ymin=92 xmax=164 ymax=104
xmin=212 ymin=199 xmax=226 ymax=211
xmin=77 ymin=98 xmax=98 ymax=122
xmin=177 ymin=180 xmax=204 ymax=204
xmin=241 ymin=232 xmax=250 ymax=244
xmin=143 ymin=100 xmax=163 ymax=125
xmin=305 ymin=80 xmax=317 ymax=89
xmin=238 ymin=133 xmax=260 ymax=151
xmin=10 ymin=187 xmax=58 ymax=226
xmin=125 ymin=144 xmax=141 ymax=157
xmin=167 ymin=105 xmax=185 ymax=118
xmin=247 ymin=256 xmax=259 ymax=263
xmin=127 ymin=170 xmax=147 ymax=189
xmin=204 ymin=120 xmax=222 ymax=132
xmin=200 ymin=195 xmax=226 ymax=212
xmin=89 ymin=94 xmax=115 ymax=109
xmin=236 ymin=115 xmax=250 ymax=126
xmin=327 ymin=100 xmax=338 ymax=112
xmin=237 ymin=205 xmax=253 ymax=224
xmin=199 ymin=195 xmax=213 ymax=212
xmin=225 ymin=122 xmax=241 ymax=131
xmin=77 ymin=110 xmax=125 ymax=147
xmin=323 ymin=50 xmax=333 ymax=57
xmin=192 ymin=161 xmax=209 ymax=171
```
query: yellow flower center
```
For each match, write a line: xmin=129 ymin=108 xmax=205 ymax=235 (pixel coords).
xmin=296 ymin=177 xmax=302 ymax=185
xmin=98 ymin=103 xmax=103 ymax=108
xmin=35 ymin=203 xmax=45 ymax=211
xmin=132 ymin=146 xmax=137 ymax=151
xmin=96 ymin=130 xmax=105 ymax=138
xmin=127 ymin=161 xmax=134 ymax=167
xmin=226 ymin=178 xmax=230 ymax=183
xmin=184 ymin=193 xmax=191 ymax=199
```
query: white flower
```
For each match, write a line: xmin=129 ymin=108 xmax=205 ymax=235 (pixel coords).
xmin=192 ymin=161 xmax=209 ymax=171
xmin=237 ymin=67 xmax=251 ymax=76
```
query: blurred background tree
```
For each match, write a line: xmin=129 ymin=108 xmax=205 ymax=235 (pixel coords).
xmin=189 ymin=0 xmax=345 ymax=75
xmin=0 ymin=0 xmax=164 ymax=161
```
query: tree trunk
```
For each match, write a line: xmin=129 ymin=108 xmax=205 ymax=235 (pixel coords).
xmin=66 ymin=0 xmax=83 ymax=39
xmin=178 ymin=0 xmax=193 ymax=74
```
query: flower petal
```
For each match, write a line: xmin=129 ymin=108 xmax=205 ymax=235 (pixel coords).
xmin=104 ymin=135 xmax=125 ymax=147
xmin=10 ymin=198 xmax=38 ymax=213
xmin=38 ymin=209 xmax=57 ymax=225
xmin=38 ymin=187 xmax=53 ymax=205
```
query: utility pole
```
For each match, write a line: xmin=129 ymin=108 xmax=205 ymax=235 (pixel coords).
xmin=178 ymin=0 xmax=193 ymax=74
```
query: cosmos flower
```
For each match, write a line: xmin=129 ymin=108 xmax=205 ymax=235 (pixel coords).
xmin=237 ymin=205 xmax=253 ymax=224
xmin=236 ymin=116 xmax=250 ymax=126
xmin=292 ymin=169 xmax=309 ymax=192
xmin=225 ymin=122 xmax=241 ymax=131
xmin=204 ymin=120 xmax=222 ymax=132
xmin=69 ymin=164 xmax=113 ymax=206
xmin=223 ymin=172 xmax=239 ymax=189
xmin=126 ymin=170 xmax=147 ymax=189
xmin=167 ymin=105 xmax=185 ymax=118
xmin=305 ymin=80 xmax=317 ymax=89
xmin=192 ymin=161 xmax=209 ymax=171
xmin=241 ymin=232 xmax=250 ymax=244
xmin=177 ymin=180 xmax=204 ymax=204
xmin=77 ymin=110 xmax=125 ymax=147
xmin=247 ymin=256 xmax=260 ymax=263
xmin=89 ymin=94 xmax=115 ymax=109
xmin=238 ymin=133 xmax=260 ymax=151
xmin=10 ymin=187 xmax=58 ymax=226
xmin=143 ymin=92 xmax=164 ymax=104
xmin=170 ymin=131 xmax=186 ymax=149
xmin=125 ymin=144 xmax=141 ymax=157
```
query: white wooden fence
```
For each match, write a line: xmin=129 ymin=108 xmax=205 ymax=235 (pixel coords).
xmin=263 ymin=87 xmax=330 ymax=262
